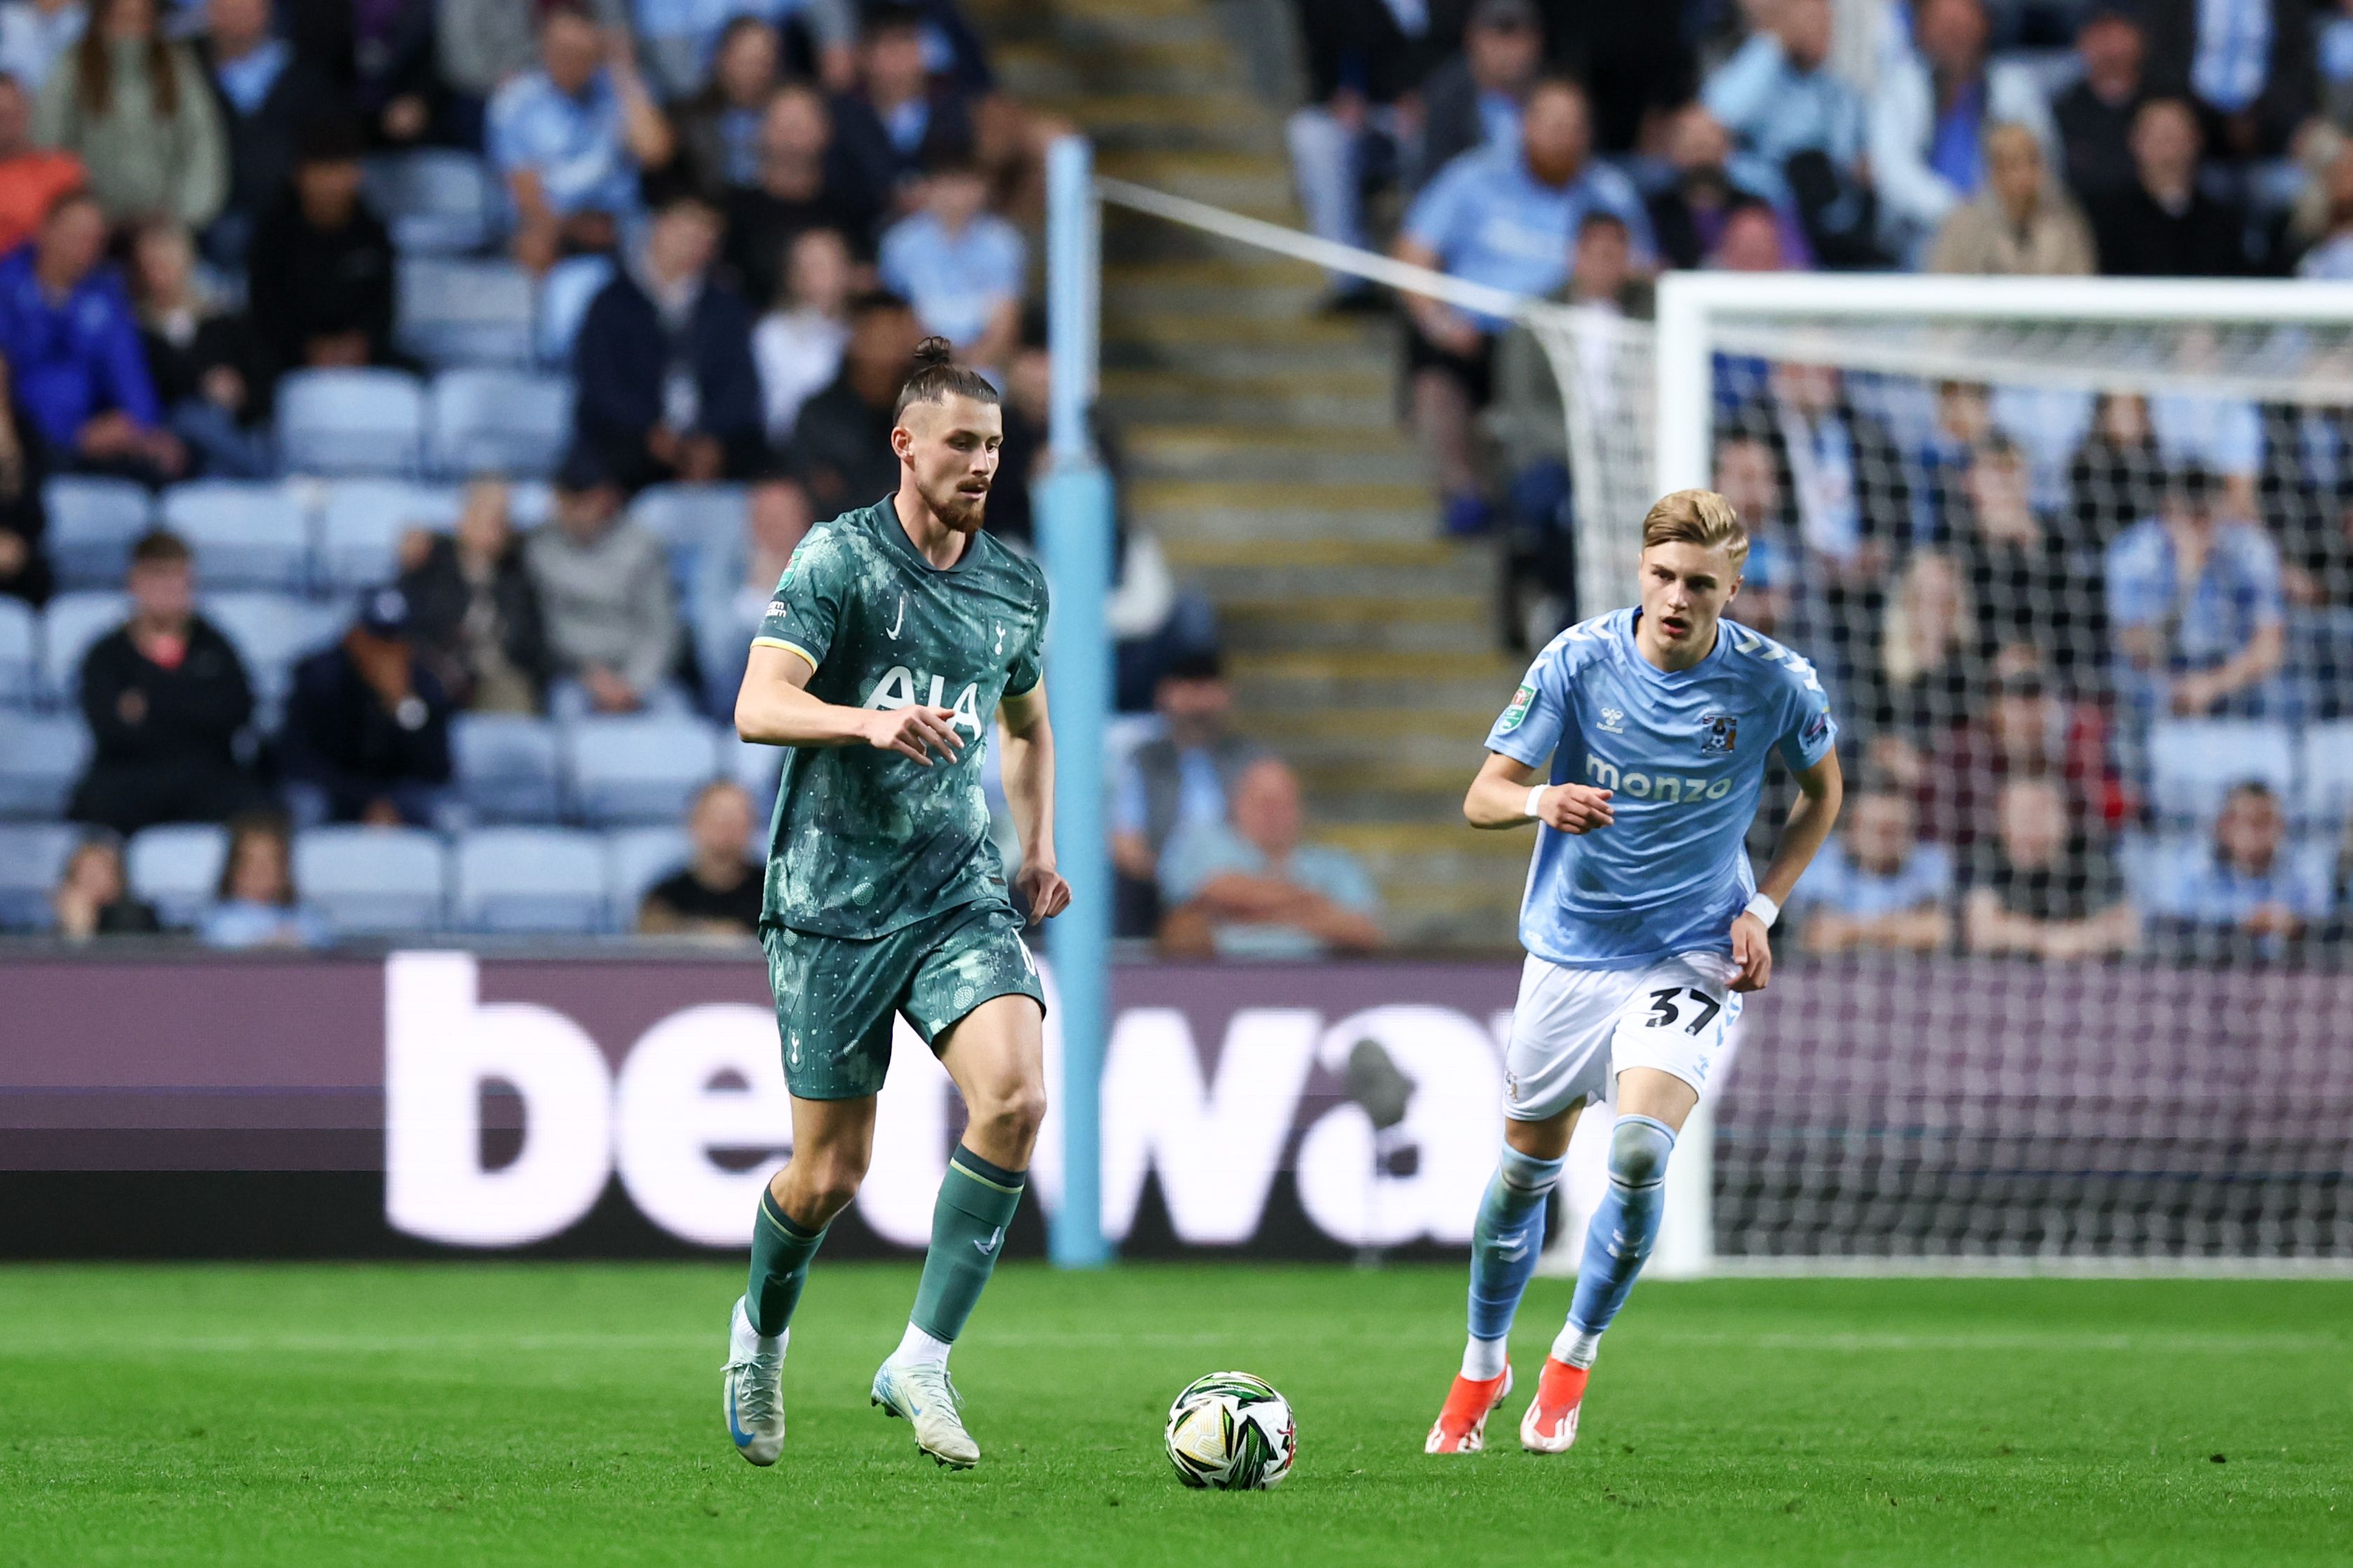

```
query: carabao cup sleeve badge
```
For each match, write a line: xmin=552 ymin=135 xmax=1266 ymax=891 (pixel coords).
xmin=1499 ymin=682 xmax=1537 ymax=731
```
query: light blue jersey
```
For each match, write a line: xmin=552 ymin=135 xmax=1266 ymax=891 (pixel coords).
xmin=1486 ymin=608 xmax=1837 ymax=969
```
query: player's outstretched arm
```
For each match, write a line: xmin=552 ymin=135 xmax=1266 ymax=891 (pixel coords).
xmin=998 ymin=683 xmax=1070 ymax=921
xmin=1730 ymin=749 xmax=1845 ymax=992
xmin=734 ymin=643 xmax=962 ymax=765
xmin=1462 ymin=750 xmax=1615 ymax=834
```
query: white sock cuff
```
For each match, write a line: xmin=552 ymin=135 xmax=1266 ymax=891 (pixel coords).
xmin=1552 ymin=1324 xmax=1602 ymax=1369
xmin=1496 ymin=1144 xmax=1565 ymax=1194
xmin=895 ymin=1321 xmax=953 ymax=1368
xmin=1460 ymin=1335 xmax=1509 ymax=1381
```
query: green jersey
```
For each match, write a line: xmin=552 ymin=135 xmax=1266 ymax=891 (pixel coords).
xmin=752 ymin=495 xmax=1049 ymax=937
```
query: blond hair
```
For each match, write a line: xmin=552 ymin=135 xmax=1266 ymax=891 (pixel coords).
xmin=1640 ymin=489 xmax=1749 ymax=566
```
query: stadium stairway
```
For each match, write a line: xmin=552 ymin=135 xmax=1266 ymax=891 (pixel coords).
xmin=974 ymin=0 xmax=1529 ymax=950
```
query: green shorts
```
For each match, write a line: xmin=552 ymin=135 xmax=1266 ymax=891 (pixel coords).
xmin=759 ymin=900 xmax=1046 ymax=1100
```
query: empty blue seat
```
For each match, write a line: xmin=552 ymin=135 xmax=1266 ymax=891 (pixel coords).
xmin=605 ymin=825 xmax=691 ymax=926
xmin=451 ymin=711 xmax=563 ymax=822
xmin=294 ymin=826 xmax=447 ymax=934
xmin=43 ymin=477 xmax=151 ymax=588
xmin=632 ymin=484 xmax=745 ymax=597
xmin=454 ymin=827 xmax=609 ymax=933
xmin=160 ymin=482 xmax=312 ymax=591
xmin=36 ymin=592 xmax=126 ymax=705
xmin=365 ymin=149 xmax=496 ymax=254
xmin=126 ymin=822 xmax=229 ymax=926
xmin=2146 ymin=718 xmax=2297 ymax=824
xmin=565 ymin=714 xmax=724 ymax=825
xmin=397 ymin=257 xmax=536 ymax=368
xmin=428 ymin=369 xmax=572 ymax=479
xmin=537 ymin=253 xmax=612 ymax=365
xmin=0 ymin=597 xmax=34 ymax=706
xmin=0 ymin=822 xmax=79 ymax=929
xmin=0 ymin=712 xmax=88 ymax=816
xmin=2298 ymin=720 xmax=2353 ymax=829
xmin=278 ymin=369 xmax=428 ymax=477
xmin=203 ymin=592 xmax=340 ymax=711
xmin=317 ymin=481 xmax=460 ymax=591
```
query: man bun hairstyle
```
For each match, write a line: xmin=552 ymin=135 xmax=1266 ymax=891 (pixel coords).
xmin=894 ymin=336 xmax=1001 ymax=421
xmin=1641 ymin=488 xmax=1749 ymax=567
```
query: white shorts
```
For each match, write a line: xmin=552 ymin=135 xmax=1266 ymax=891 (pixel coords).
xmin=1501 ymin=950 xmax=1743 ymax=1122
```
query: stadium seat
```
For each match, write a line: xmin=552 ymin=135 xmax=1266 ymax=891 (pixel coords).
xmin=0 ymin=711 xmax=86 ymax=816
xmin=278 ymin=369 xmax=428 ymax=477
xmin=2145 ymin=718 xmax=2296 ymax=824
xmin=536 ymin=253 xmax=612 ymax=365
xmin=364 ymin=149 xmax=496 ymax=254
xmin=293 ymin=826 xmax=447 ymax=934
xmin=396 ymin=257 xmax=536 ymax=369
xmin=450 ymin=712 xmax=563 ymax=823
xmin=203 ymin=592 xmax=341 ymax=712
xmin=427 ymin=369 xmax=572 ymax=479
xmin=2297 ymin=720 xmax=2353 ymax=830
xmin=316 ymin=480 xmax=461 ymax=591
xmin=0 ymin=821 xmax=78 ymax=929
xmin=564 ymin=714 xmax=725 ymax=826
xmin=0 ymin=597 xmax=34 ymax=707
xmin=453 ymin=827 xmax=609 ymax=933
xmin=605 ymin=825 xmax=691 ymax=927
xmin=126 ymin=822 xmax=229 ymax=927
xmin=160 ymin=483 xmax=311 ymax=591
xmin=42 ymin=477 xmax=151 ymax=588
xmin=36 ymin=592 xmax=127 ymax=706
xmin=632 ymin=484 xmax=745 ymax=596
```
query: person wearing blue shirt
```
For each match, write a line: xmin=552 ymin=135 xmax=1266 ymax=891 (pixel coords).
xmin=197 ymin=813 xmax=332 ymax=950
xmin=2146 ymin=779 xmax=2331 ymax=957
xmin=878 ymin=159 xmax=1022 ymax=374
xmin=1428 ymin=489 xmax=1841 ymax=1460
xmin=487 ymin=3 xmax=675 ymax=273
xmin=1155 ymin=755 xmax=1381 ymax=961
xmin=0 ymin=188 xmax=182 ymax=481
xmin=1700 ymin=0 xmax=1865 ymax=210
xmin=2104 ymin=465 xmax=2288 ymax=742
xmin=1793 ymin=784 xmax=1953 ymax=953
xmin=1396 ymin=76 xmax=1653 ymax=538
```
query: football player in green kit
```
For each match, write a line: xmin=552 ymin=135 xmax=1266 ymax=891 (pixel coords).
xmin=721 ymin=337 xmax=1069 ymax=1471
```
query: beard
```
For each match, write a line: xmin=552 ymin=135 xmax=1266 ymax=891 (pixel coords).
xmin=925 ymin=474 xmax=991 ymax=531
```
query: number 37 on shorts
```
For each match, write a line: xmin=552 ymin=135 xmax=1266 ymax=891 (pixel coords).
xmin=1500 ymin=952 xmax=1744 ymax=1122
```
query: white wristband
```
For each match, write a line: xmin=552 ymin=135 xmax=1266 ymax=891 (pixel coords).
xmin=1744 ymin=892 xmax=1780 ymax=929
xmin=1524 ymin=784 xmax=1547 ymax=820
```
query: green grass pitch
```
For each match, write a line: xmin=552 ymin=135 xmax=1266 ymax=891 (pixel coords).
xmin=3 ymin=1263 xmax=2347 ymax=1567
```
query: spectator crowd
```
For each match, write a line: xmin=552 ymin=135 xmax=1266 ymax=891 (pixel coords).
xmin=0 ymin=0 xmax=1322 ymax=956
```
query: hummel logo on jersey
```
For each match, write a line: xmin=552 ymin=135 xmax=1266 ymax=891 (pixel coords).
xmin=974 ymin=1226 xmax=1004 ymax=1257
xmin=1699 ymin=713 xmax=1739 ymax=753
xmin=1596 ymin=707 xmax=1626 ymax=733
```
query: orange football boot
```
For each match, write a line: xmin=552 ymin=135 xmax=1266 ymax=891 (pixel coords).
xmin=1424 ymin=1365 xmax=1512 ymax=1454
xmin=1518 ymin=1357 xmax=1588 ymax=1452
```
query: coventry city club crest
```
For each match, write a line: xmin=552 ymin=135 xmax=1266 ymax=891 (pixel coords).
xmin=1699 ymin=713 xmax=1739 ymax=753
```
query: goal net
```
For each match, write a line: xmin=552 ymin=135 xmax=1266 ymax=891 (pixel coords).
xmin=1538 ymin=273 xmax=2353 ymax=1269
xmin=1092 ymin=177 xmax=2353 ymax=1271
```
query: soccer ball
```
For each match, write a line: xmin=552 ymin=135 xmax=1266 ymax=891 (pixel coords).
xmin=1163 ymin=1372 xmax=1296 ymax=1490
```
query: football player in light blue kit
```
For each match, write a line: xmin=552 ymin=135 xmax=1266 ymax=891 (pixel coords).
xmin=1426 ymin=489 xmax=1843 ymax=1455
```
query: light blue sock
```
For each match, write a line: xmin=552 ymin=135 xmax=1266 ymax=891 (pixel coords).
xmin=1563 ymin=1115 xmax=1677 ymax=1358
xmin=1464 ymin=1145 xmax=1564 ymax=1369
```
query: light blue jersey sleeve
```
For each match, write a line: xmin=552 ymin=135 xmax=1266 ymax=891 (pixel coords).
xmin=1483 ymin=635 xmax=1580 ymax=770
xmin=1765 ymin=637 xmax=1839 ymax=772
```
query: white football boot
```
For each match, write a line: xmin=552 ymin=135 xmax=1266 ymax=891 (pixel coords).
xmin=870 ymin=1356 xmax=980 ymax=1469
xmin=721 ymin=1297 xmax=786 ymax=1466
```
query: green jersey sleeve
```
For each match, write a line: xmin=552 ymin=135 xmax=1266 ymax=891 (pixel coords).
xmin=1006 ymin=568 xmax=1049 ymax=697
xmin=753 ymin=525 xmax=853 ymax=670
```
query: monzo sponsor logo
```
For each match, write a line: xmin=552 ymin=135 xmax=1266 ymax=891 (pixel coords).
xmin=1585 ymin=754 xmax=1732 ymax=804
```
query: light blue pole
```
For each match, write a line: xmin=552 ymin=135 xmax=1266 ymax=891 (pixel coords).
xmin=1040 ymin=135 xmax=1113 ymax=1268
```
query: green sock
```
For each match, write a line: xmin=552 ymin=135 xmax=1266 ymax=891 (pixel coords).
xmin=909 ymin=1145 xmax=1026 ymax=1343
xmin=746 ymin=1189 xmax=827 ymax=1338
